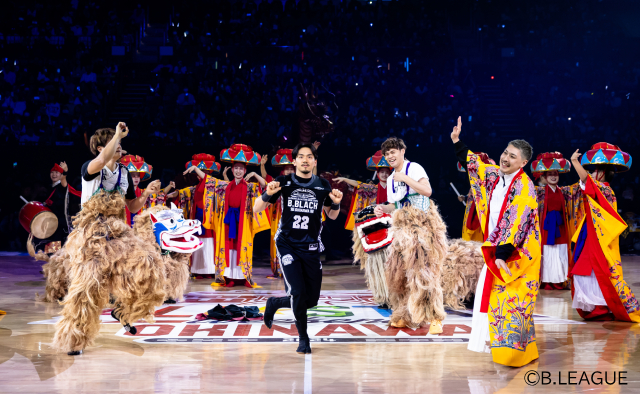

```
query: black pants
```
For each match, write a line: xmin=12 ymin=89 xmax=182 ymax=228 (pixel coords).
xmin=275 ymin=238 xmax=323 ymax=339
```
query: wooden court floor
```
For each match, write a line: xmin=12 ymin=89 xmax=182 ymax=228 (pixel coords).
xmin=1 ymin=254 xmax=640 ymax=393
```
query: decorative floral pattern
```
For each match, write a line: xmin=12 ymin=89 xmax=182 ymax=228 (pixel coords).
xmin=489 ymin=285 xmax=538 ymax=352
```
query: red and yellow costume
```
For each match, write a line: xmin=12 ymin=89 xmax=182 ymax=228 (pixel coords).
xmin=263 ymin=149 xmax=295 ymax=278
xmin=568 ymin=143 xmax=640 ymax=322
xmin=466 ymin=150 xmax=541 ymax=367
xmin=345 ymin=151 xmax=390 ymax=230
xmin=174 ymin=154 xmax=222 ymax=276
xmin=210 ymin=144 xmax=271 ymax=287
xmin=458 ymin=153 xmax=494 ymax=242
xmin=531 ymin=152 xmax=572 ymax=289
xmin=120 ymin=155 xmax=159 ymax=227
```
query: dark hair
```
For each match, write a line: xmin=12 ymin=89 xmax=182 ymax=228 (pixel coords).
xmin=381 ymin=137 xmax=407 ymax=155
xmin=89 ymin=128 xmax=116 ymax=156
xmin=508 ymin=139 xmax=533 ymax=162
xmin=292 ymin=143 xmax=318 ymax=160
xmin=595 ymin=165 xmax=616 ymax=183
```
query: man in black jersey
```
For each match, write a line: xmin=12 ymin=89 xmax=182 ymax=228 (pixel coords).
xmin=253 ymin=143 xmax=343 ymax=354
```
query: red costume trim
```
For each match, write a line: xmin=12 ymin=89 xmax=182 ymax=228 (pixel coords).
xmin=480 ymin=168 xmax=524 ymax=313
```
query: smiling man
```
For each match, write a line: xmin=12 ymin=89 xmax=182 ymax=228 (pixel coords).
xmin=374 ymin=137 xmax=432 ymax=216
xmin=452 ymin=116 xmax=541 ymax=367
xmin=254 ymin=143 xmax=343 ymax=354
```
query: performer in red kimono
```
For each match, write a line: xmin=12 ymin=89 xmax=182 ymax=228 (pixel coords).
xmin=568 ymin=143 xmax=640 ymax=322
xmin=211 ymin=144 xmax=270 ymax=287
xmin=335 ymin=150 xmax=391 ymax=231
xmin=181 ymin=153 xmax=222 ymax=279
xmin=531 ymin=152 xmax=572 ymax=290
xmin=260 ymin=149 xmax=296 ymax=278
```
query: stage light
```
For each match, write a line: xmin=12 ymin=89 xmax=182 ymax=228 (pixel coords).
xmin=491 ymin=76 xmax=494 ymax=79
xmin=356 ymin=83 xmax=358 ymax=86
xmin=502 ymin=25 xmax=505 ymax=28
xmin=478 ymin=28 xmax=482 ymax=31
xmin=303 ymin=29 xmax=305 ymax=33
xmin=450 ymin=95 xmax=454 ymax=98
xmin=210 ymin=132 xmax=213 ymax=135
xmin=605 ymin=86 xmax=608 ymax=90
xmin=370 ymin=23 xmax=373 ymax=27
xmin=568 ymin=117 xmax=571 ymax=121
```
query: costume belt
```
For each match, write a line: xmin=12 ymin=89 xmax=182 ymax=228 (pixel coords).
xmin=224 ymin=207 xmax=241 ymax=239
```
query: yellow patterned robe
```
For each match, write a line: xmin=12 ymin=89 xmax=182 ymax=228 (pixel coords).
xmin=467 ymin=151 xmax=542 ymax=367
xmin=462 ymin=189 xmax=484 ymax=242
xmin=268 ymin=199 xmax=283 ymax=278
xmin=206 ymin=178 xmax=270 ymax=286
xmin=568 ymin=176 xmax=640 ymax=322
xmin=345 ymin=182 xmax=379 ymax=230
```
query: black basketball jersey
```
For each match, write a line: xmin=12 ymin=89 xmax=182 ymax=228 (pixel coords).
xmin=268 ymin=174 xmax=333 ymax=248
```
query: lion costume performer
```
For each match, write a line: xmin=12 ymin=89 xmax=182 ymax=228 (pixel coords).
xmin=352 ymin=204 xmax=484 ymax=311
xmin=29 ymin=198 xmax=202 ymax=355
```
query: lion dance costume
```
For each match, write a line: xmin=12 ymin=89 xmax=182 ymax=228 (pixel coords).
xmin=30 ymin=185 xmax=202 ymax=355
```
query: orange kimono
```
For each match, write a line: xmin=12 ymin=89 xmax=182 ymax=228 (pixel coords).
xmin=467 ymin=151 xmax=542 ymax=367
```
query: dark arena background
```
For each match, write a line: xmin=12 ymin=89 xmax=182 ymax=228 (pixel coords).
xmin=1 ymin=0 xmax=640 ymax=393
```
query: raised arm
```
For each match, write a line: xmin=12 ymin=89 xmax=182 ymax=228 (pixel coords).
xmin=163 ymin=181 xmax=176 ymax=194
xmin=334 ymin=177 xmax=359 ymax=188
xmin=87 ymin=122 xmax=128 ymax=175
xmin=184 ymin=165 xmax=206 ymax=180
xmin=126 ymin=179 xmax=161 ymax=213
xmin=59 ymin=161 xmax=69 ymax=188
xmin=570 ymin=149 xmax=589 ymax=183
xmin=260 ymin=155 xmax=269 ymax=180
xmin=245 ymin=172 xmax=267 ymax=188
xmin=451 ymin=116 xmax=469 ymax=170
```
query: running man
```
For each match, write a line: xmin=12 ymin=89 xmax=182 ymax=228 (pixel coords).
xmin=253 ymin=143 xmax=343 ymax=354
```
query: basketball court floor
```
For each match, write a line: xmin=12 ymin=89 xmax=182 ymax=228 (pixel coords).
xmin=1 ymin=254 xmax=639 ymax=393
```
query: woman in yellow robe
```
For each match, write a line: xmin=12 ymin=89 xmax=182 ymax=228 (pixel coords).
xmin=566 ymin=145 xmax=640 ymax=322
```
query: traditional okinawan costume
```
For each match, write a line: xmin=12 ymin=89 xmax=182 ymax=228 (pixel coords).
xmin=120 ymin=155 xmax=155 ymax=226
xmin=568 ymin=143 xmax=640 ymax=322
xmin=263 ymin=149 xmax=295 ymax=278
xmin=345 ymin=151 xmax=390 ymax=231
xmin=458 ymin=154 xmax=494 ymax=242
xmin=211 ymin=144 xmax=271 ymax=287
xmin=178 ymin=153 xmax=222 ymax=278
xmin=456 ymin=141 xmax=542 ymax=368
xmin=531 ymin=152 xmax=572 ymax=290
xmin=41 ymin=164 xmax=81 ymax=254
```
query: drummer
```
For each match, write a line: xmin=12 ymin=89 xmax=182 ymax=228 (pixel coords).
xmin=39 ymin=162 xmax=81 ymax=254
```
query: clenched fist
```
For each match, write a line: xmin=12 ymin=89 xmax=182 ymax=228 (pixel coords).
xmin=266 ymin=181 xmax=281 ymax=196
xmin=328 ymin=189 xmax=343 ymax=204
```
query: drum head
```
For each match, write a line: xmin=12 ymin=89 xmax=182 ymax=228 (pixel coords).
xmin=31 ymin=212 xmax=58 ymax=239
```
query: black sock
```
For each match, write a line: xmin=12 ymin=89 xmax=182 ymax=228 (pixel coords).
xmin=264 ymin=296 xmax=290 ymax=329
